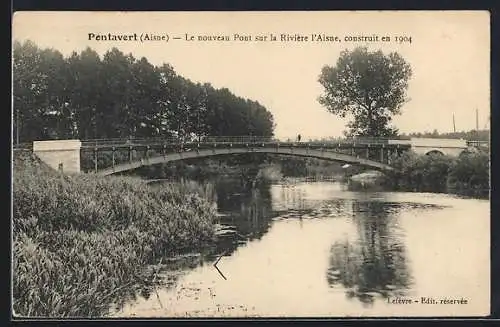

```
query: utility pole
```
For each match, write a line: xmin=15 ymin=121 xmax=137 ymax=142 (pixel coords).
xmin=453 ymin=114 xmax=456 ymax=133
xmin=476 ymin=108 xmax=479 ymax=140
xmin=476 ymin=108 xmax=479 ymax=130
xmin=15 ymin=109 xmax=18 ymax=145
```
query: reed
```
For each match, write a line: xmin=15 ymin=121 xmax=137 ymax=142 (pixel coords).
xmin=12 ymin=152 xmax=218 ymax=317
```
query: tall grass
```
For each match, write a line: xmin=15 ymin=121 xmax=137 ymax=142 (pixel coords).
xmin=12 ymin=152 xmax=217 ymax=317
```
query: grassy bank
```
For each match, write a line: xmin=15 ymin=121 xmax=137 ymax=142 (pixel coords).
xmin=12 ymin=152 xmax=218 ymax=317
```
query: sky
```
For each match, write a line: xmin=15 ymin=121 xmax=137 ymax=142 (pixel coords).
xmin=12 ymin=11 xmax=490 ymax=140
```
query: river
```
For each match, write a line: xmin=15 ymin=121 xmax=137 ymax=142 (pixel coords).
xmin=110 ymin=178 xmax=490 ymax=318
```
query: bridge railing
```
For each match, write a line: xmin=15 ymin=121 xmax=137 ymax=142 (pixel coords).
xmin=81 ymin=137 xmax=168 ymax=148
xmin=466 ymin=140 xmax=489 ymax=148
xmin=80 ymin=136 xmax=280 ymax=147
xmin=78 ymin=136 xmax=492 ymax=149
xmin=12 ymin=142 xmax=33 ymax=150
xmin=290 ymin=137 xmax=398 ymax=145
xmin=80 ymin=135 xmax=404 ymax=148
xmin=197 ymin=136 xmax=277 ymax=143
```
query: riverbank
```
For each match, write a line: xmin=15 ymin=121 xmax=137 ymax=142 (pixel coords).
xmin=388 ymin=150 xmax=489 ymax=198
xmin=12 ymin=152 xmax=218 ymax=317
xmin=348 ymin=151 xmax=489 ymax=198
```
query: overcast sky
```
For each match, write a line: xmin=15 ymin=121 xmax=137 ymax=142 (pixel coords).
xmin=12 ymin=11 xmax=490 ymax=139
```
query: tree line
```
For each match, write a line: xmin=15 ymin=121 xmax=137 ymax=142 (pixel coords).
xmin=399 ymin=129 xmax=489 ymax=142
xmin=13 ymin=40 xmax=275 ymax=144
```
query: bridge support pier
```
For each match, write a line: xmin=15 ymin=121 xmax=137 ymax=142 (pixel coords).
xmin=409 ymin=137 xmax=468 ymax=156
xmin=33 ymin=140 xmax=82 ymax=174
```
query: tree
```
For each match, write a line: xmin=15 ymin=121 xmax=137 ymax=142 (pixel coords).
xmin=318 ymin=47 xmax=412 ymax=137
xmin=66 ymin=47 xmax=103 ymax=139
xmin=129 ymin=57 xmax=162 ymax=137
xmin=99 ymin=48 xmax=137 ymax=138
xmin=13 ymin=40 xmax=73 ymax=141
xmin=13 ymin=40 xmax=46 ymax=142
xmin=13 ymin=40 xmax=276 ymax=143
xmin=156 ymin=63 xmax=179 ymax=137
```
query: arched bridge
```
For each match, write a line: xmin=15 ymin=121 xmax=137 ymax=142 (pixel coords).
xmin=28 ymin=136 xmax=486 ymax=175
xmin=78 ymin=136 xmax=407 ymax=175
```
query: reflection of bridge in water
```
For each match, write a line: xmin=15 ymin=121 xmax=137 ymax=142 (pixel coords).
xmin=23 ymin=136 xmax=488 ymax=175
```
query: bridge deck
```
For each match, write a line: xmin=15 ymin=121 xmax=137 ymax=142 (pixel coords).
xmin=80 ymin=137 xmax=413 ymax=150
xmin=17 ymin=136 xmax=488 ymax=176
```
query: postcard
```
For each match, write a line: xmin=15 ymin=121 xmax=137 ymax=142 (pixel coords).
xmin=12 ymin=11 xmax=490 ymax=318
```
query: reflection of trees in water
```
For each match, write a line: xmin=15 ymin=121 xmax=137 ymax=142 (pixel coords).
xmin=327 ymin=200 xmax=412 ymax=306
xmin=283 ymin=185 xmax=304 ymax=205
xmin=238 ymin=186 xmax=272 ymax=238
xmin=205 ymin=177 xmax=274 ymax=260
xmin=272 ymin=184 xmax=310 ymax=219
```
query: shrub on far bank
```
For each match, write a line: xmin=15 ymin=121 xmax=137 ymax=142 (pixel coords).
xmin=447 ymin=151 xmax=489 ymax=197
xmin=386 ymin=150 xmax=489 ymax=197
xmin=388 ymin=151 xmax=453 ymax=193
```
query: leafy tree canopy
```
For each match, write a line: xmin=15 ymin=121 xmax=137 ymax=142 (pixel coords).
xmin=13 ymin=40 xmax=275 ymax=143
xmin=318 ymin=47 xmax=412 ymax=137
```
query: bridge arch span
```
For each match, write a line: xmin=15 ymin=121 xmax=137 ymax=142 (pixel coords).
xmin=97 ymin=146 xmax=395 ymax=176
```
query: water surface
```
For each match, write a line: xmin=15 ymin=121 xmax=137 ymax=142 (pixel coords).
xmin=111 ymin=179 xmax=490 ymax=317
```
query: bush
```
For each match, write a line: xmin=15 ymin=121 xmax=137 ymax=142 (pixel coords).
xmin=447 ymin=151 xmax=489 ymax=197
xmin=387 ymin=150 xmax=489 ymax=197
xmin=388 ymin=151 xmax=452 ymax=192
